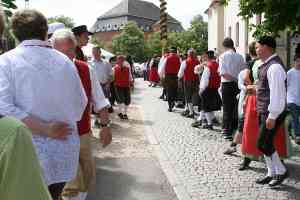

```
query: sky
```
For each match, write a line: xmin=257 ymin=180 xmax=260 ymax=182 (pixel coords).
xmin=15 ymin=0 xmax=211 ymax=29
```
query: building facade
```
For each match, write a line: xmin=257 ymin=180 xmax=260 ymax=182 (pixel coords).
xmin=206 ymin=0 xmax=295 ymax=66
xmin=90 ymin=0 xmax=184 ymax=50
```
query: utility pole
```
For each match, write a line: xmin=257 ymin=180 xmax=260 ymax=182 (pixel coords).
xmin=159 ymin=0 xmax=167 ymax=54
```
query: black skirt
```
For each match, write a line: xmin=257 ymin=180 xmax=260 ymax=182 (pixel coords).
xmin=201 ymin=88 xmax=222 ymax=112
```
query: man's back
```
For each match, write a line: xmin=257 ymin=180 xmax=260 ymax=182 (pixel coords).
xmin=0 ymin=40 xmax=87 ymax=185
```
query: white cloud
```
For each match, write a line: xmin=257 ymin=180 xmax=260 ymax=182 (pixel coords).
xmin=15 ymin=0 xmax=210 ymax=29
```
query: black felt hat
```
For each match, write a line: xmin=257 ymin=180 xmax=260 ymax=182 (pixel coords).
xmin=72 ymin=25 xmax=93 ymax=36
xmin=257 ymin=35 xmax=276 ymax=49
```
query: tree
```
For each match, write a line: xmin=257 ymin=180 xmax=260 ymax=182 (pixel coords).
xmin=146 ymin=32 xmax=162 ymax=57
xmin=112 ymin=22 xmax=147 ymax=62
xmin=48 ymin=15 xmax=75 ymax=29
xmin=1 ymin=0 xmax=17 ymax=17
xmin=222 ymin=0 xmax=300 ymax=38
xmin=166 ymin=14 xmax=208 ymax=55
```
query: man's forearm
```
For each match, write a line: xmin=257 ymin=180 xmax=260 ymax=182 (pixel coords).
xmin=22 ymin=115 xmax=49 ymax=136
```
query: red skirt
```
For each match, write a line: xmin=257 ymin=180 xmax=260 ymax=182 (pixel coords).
xmin=241 ymin=95 xmax=291 ymax=159
xmin=149 ymin=68 xmax=160 ymax=82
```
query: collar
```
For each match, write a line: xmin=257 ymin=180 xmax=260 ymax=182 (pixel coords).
xmin=258 ymin=54 xmax=278 ymax=68
xmin=19 ymin=39 xmax=52 ymax=48
xmin=263 ymin=54 xmax=277 ymax=64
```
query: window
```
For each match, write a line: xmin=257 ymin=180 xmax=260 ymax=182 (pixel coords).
xmin=236 ymin=22 xmax=239 ymax=47
xmin=228 ymin=26 xmax=232 ymax=38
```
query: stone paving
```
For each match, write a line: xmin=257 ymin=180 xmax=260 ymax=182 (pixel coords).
xmin=136 ymin=79 xmax=300 ymax=200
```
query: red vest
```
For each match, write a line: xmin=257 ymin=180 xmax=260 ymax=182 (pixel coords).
xmin=114 ymin=65 xmax=130 ymax=87
xmin=207 ymin=60 xmax=221 ymax=89
xmin=165 ymin=53 xmax=181 ymax=75
xmin=184 ymin=57 xmax=200 ymax=81
xmin=74 ymin=59 xmax=92 ymax=136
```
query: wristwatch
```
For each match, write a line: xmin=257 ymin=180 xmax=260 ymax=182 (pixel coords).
xmin=100 ymin=123 xmax=110 ymax=128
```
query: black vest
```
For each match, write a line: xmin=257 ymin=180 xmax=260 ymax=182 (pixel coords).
xmin=256 ymin=55 xmax=286 ymax=114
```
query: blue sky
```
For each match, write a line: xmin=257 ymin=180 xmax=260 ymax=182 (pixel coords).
xmin=15 ymin=0 xmax=211 ymax=29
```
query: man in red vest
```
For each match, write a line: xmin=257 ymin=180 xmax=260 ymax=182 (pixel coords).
xmin=199 ymin=50 xmax=222 ymax=130
xmin=159 ymin=47 xmax=181 ymax=112
xmin=178 ymin=49 xmax=200 ymax=118
xmin=51 ymin=29 xmax=112 ymax=200
xmin=72 ymin=25 xmax=93 ymax=61
xmin=114 ymin=55 xmax=133 ymax=120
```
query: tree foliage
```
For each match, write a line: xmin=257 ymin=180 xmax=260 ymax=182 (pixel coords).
xmin=48 ymin=15 xmax=75 ymax=29
xmin=146 ymin=14 xmax=208 ymax=56
xmin=112 ymin=22 xmax=147 ymax=62
xmin=1 ymin=0 xmax=17 ymax=17
xmin=222 ymin=0 xmax=300 ymax=38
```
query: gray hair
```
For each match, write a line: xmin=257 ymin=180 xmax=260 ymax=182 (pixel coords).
xmin=51 ymin=28 xmax=77 ymax=46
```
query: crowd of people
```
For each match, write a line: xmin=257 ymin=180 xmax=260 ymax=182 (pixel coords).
xmin=0 ymin=6 xmax=300 ymax=200
xmin=145 ymin=36 xmax=300 ymax=188
xmin=0 ymin=8 xmax=136 ymax=200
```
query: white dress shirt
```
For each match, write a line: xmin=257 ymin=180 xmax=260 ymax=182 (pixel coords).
xmin=88 ymin=66 xmax=110 ymax=111
xmin=177 ymin=60 xmax=187 ymax=79
xmin=0 ymin=40 xmax=87 ymax=185
xmin=89 ymin=59 xmax=112 ymax=84
xmin=263 ymin=54 xmax=287 ymax=120
xmin=199 ymin=67 xmax=210 ymax=95
xmin=158 ymin=57 xmax=167 ymax=78
xmin=219 ymin=49 xmax=246 ymax=82
xmin=287 ymin=68 xmax=300 ymax=106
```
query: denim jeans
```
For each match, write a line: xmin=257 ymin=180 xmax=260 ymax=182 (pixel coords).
xmin=287 ymin=103 xmax=300 ymax=137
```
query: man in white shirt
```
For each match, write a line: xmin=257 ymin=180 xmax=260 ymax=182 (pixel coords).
xmin=287 ymin=53 xmax=300 ymax=144
xmin=219 ymin=38 xmax=246 ymax=140
xmin=51 ymin=29 xmax=112 ymax=200
xmin=255 ymin=36 xmax=288 ymax=187
xmin=0 ymin=9 xmax=87 ymax=200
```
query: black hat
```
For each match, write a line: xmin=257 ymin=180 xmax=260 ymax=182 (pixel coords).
xmin=206 ymin=50 xmax=215 ymax=59
xmin=170 ymin=46 xmax=177 ymax=53
xmin=72 ymin=25 xmax=93 ymax=36
xmin=257 ymin=36 xmax=276 ymax=49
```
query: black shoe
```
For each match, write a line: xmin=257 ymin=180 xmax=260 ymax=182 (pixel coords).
xmin=176 ymin=104 xmax=185 ymax=109
xmin=223 ymin=147 xmax=237 ymax=155
xmin=224 ymin=135 xmax=233 ymax=141
xmin=108 ymin=107 xmax=114 ymax=113
xmin=168 ymin=108 xmax=172 ymax=112
xmin=123 ymin=114 xmax=129 ymax=120
xmin=269 ymin=172 xmax=289 ymax=187
xmin=212 ymin=118 xmax=220 ymax=126
xmin=256 ymin=176 xmax=273 ymax=185
xmin=118 ymin=113 xmax=124 ymax=119
xmin=148 ymin=84 xmax=152 ymax=87
xmin=191 ymin=121 xmax=202 ymax=128
xmin=94 ymin=119 xmax=101 ymax=127
xmin=159 ymin=95 xmax=164 ymax=99
xmin=181 ymin=110 xmax=189 ymax=116
xmin=203 ymin=124 xmax=213 ymax=130
xmin=187 ymin=113 xmax=195 ymax=118
xmin=238 ymin=158 xmax=251 ymax=171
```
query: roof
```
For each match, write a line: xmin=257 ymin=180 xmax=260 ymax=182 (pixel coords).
xmin=98 ymin=0 xmax=180 ymax=24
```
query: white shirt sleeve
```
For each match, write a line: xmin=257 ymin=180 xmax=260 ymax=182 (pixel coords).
xmin=238 ymin=70 xmax=247 ymax=92
xmin=267 ymin=63 xmax=287 ymax=120
xmin=89 ymin=67 xmax=110 ymax=112
xmin=177 ymin=61 xmax=187 ymax=79
xmin=158 ymin=58 xmax=166 ymax=78
xmin=0 ymin=65 xmax=29 ymax=120
xmin=199 ymin=67 xmax=210 ymax=95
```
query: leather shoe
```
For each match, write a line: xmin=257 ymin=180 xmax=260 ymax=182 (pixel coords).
xmin=269 ymin=172 xmax=289 ymax=187
xmin=256 ymin=176 xmax=273 ymax=185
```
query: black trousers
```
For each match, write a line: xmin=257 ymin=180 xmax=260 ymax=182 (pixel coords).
xmin=48 ymin=182 xmax=66 ymax=200
xmin=115 ymin=86 xmax=131 ymax=106
xmin=221 ymin=82 xmax=239 ymax=135
xmin=109 ymin=82 xmax=116 ymax=105
xmin=165 ymin=74 xmax=178 ymax=108
xmin=257 ymin=111 xmax=287 ymax=156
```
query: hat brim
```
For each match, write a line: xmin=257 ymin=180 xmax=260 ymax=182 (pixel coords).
xmin=88 ymin=31 xmax=94 ymax=36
